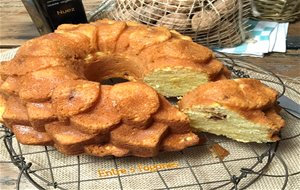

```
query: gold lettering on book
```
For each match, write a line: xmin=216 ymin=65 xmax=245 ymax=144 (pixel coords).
xmin=57 ymin=8 xmax=75 ymax=15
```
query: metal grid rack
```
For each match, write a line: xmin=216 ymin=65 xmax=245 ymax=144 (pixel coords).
xmin=1 ymin=55 xmax=299 ymax=190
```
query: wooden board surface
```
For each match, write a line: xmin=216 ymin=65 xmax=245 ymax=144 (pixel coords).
xmin=0 ymin=0 xmax=100 ymax=46
xmin=232 ymin=50 xmax=300 ymax=80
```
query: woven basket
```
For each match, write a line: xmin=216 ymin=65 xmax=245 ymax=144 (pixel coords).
xmin=252 ymin=0 xmax=300 ymax=22
xmin=89 ymin=0 xmax=251 ymax=48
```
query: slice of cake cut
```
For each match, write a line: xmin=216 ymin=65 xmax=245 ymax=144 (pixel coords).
xmin=179 ymin=79 xmax=285 ymax=143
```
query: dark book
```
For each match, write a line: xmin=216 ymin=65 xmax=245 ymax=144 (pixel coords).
xmin=22 ymin=0 xmax=88 ymax=34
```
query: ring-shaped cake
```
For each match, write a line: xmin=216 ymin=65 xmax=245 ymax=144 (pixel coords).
xmin=0 ymin=19 xmax=284 ymax=157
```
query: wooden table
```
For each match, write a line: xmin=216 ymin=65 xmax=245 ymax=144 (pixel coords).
xmin=0 ymin=0 xmax=299 ymax=189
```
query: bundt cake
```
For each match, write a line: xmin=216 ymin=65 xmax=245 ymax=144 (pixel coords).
xmin=179 ymin=78 xmax=285 ymax=143
xmin=0 ymin=19 xmax=285 ymax=158
xmin=0 ymin=19 xmax=232 ymax=157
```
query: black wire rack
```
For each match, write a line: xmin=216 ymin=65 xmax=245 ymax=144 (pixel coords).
xmin=0 ymin=54 xmax=299 ymax=190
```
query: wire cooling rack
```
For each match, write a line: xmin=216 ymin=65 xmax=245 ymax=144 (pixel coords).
xmin=0 ymin=53 xmax=300 ymax=190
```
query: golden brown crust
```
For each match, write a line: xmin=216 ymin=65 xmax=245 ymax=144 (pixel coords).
xmin=70 ymin=85 xmax=121 ymax=134
xmin=3 ymin=96 xmax=30 ymax=128
xmin=212 ymin=65 xmax=232 ymax=81
xmin=0 ymin=20 xmax=224 ymax=88
xmin=12 ymin=125 xmax=53 ymax=146
xmin=56 ymin=24 xmax=98 ymax=52
xmin=180 ymin=79 xmax=278 ymax=110
xmin=153 ymin=95 xmax=190 ymax=133
xmin=0 ymin=57 xmax=75 ymax=77
xmin=52 ymin=80 xmax=100 ymax=118
xmin=54 ymin=143 xmax=83 ymax=155
xmin=137 ymin=38 xmax=213 ymax=76
xmin=45 ymin=122 xmax=108 ymax=155
xmin=15 ymin=33 xmax=89 ymax=59
xmin=265 ymin=107 xmax=285 ymax=128
xmin=84 ymin=144 xmax=130 ymax=157
xmin=209 ymin=143 xmax=230 ymax=160
xmin=0 ymin=77 xmax=3 ymax=87
xmin=110 ymin=123 xmax=169 ymax=157
xmin=0 ymin=94 xmax=6 ymax=123
xmin=139 ymin=38 xmax=212 ymax=64
xmin=162 ymin=132 xmax=199 ymax=151
xmin=109 ymin=82 xmax=160 ymax=127
xmin=19 ymin=66 xmax=81 ymax=102
xmin=26 ymin=101 xmax=57 ymax=132
xmin=115 ymin=24 xmax=172 ymax=55
xmin=0 ymin=76 xmax=21 ymax=96
xmin=93 ymin=20 xmax=127 ymax=53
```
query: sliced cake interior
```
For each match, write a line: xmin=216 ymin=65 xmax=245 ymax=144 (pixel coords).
xmin=184 ymin=104 xmax=283 ymax=143
xmin=179 ymin=79 xmax=285 ymax=143
xmin=144 ymin=67 xmax=209 ymax=97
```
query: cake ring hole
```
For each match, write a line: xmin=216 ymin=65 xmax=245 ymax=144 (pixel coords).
xmin=101 ymin=78 xmax=129 ymax=85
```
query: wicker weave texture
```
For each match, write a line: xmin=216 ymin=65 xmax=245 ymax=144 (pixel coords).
xmin=96 ymin=0 xmax=252 ymax=48
xmin=252 ymin=0 xmax=300 ymax=22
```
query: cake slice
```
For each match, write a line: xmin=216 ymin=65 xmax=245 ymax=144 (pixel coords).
xmin=179 ymin=79 xmax=285 ymax=143
xmin=140 ymin=38 xmax=227 ymax=97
